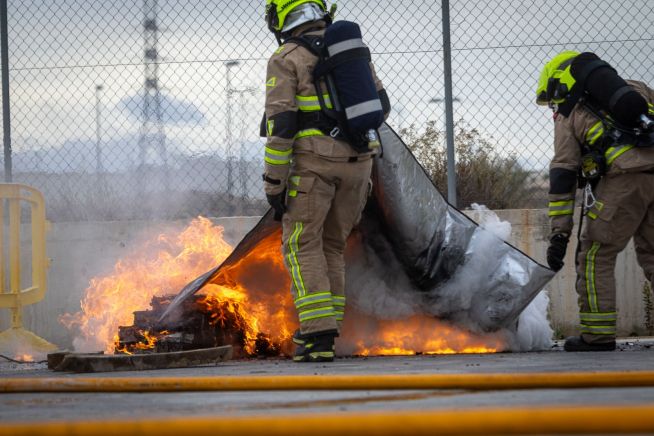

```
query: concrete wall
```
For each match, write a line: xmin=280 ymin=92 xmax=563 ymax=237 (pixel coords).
xmin=2 ymin=210 xmax=652 ymax=350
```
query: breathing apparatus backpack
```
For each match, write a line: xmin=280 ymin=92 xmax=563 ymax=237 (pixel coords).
xmin=563 ymin=53 xmax=654 ymax=181
xmin=287 ymin=20 xmax=386 ymax=153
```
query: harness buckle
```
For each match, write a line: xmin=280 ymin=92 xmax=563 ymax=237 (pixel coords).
xmin=584 ymin=183 xmax=597 ymax=209
xmin=330 ymin=127 xmax=340 ymax=138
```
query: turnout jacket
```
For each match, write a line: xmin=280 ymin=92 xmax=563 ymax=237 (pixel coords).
xmin=548 ymin=80 xmax=654 ymax=236
xmin=263 ymin=21 xmax=389 ymax=195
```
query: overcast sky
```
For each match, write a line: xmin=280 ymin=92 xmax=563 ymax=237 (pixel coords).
xmin=2 ymin=0 xmax=653 ymax=173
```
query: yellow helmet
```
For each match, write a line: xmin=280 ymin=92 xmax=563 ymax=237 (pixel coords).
xmin=536 ymin=51 xmax=580 ymax=106
xmin=265 ymin=0 xmax=329 ymax=34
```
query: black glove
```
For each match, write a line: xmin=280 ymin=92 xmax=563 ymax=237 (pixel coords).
xmin=547 ymin=233 xmax=569 ymax=272
xmin=266 ymin=191 xmax=286 ymax=221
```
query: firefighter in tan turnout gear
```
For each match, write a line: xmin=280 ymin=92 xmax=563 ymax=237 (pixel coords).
xmin=262 ymin=0 xmax=391 ymax=362
xmin=537 ymin=51 xmax=654 ymax=351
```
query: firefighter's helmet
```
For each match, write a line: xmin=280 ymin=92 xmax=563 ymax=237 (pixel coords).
xmin=265 ymin=0 xmax=331 ymax=35
xmin=536 ymin=51 xmax=580 ymax=106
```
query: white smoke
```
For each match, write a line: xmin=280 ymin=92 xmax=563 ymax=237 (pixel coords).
xmin=514 ymin=291 xmax=554 ymax=351
xmin=344 ymin=204 xmax=553 ymax=352
xmin=470 ymin=204 xmax=553 ymax=351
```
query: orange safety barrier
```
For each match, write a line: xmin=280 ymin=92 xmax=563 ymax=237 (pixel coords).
xmin=0 ymin=184 xmax=56 ymax=359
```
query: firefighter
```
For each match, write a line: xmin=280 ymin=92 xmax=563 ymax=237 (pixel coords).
xmin=537 ymin=51 xmax=654 ymax=351
xmin=262 ymin=0 xmax=391 ymax=362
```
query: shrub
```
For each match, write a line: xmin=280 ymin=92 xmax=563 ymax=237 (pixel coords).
xmin=399 ymin=120 xmax=540 ymax=209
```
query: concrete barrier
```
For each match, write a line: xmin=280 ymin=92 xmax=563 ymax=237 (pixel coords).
xmin=1 ymin=211 xmax=652 ymax=350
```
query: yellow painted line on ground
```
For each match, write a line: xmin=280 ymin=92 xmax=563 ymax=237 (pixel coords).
xmin=1 ymin=404 xmax=654 ymax=435
xmin=3 ymin=371 xmax=654 ymax=392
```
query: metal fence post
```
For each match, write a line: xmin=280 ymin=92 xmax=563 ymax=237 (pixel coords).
xmin=441 ymin=0 xmax=456 ymax=207
xmin=1 ymin=0 xmax=11 ymax=183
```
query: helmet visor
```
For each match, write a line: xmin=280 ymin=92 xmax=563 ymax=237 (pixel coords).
xmin=282 ymin=3 xmax=325 ymax=32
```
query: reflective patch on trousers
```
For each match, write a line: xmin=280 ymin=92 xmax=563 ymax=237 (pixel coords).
xmin=298 ymin=306 xmax=336 ymax=323
xmin=585 ymin=242 xmax=601 ymax=312
xmin=287 ymin=222 xmax=307 ymax=297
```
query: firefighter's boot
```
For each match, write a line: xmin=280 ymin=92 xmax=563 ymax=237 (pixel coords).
xmin=293 ymin=330 xmax=336 ymax=362
xmin=564 ymin=335 xmax=616 ymax=352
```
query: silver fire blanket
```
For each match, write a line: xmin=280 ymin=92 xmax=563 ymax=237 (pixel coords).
xmin=161 ymin=124 xmax=555 ymax=332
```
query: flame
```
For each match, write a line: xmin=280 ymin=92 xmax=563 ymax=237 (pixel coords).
xmin=343 ymin=314 xmax=504 ymax=356
xmin=16 ymin=354 xmax=34 ymax=362
xmin=60 ymin=217 xmax=235 ymax=353
xmin=60 ymin=216 xmax=502 ymax=357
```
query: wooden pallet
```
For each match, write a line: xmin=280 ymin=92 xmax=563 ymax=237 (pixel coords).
xmin=47 ymin=346 xmax=233 ymax=373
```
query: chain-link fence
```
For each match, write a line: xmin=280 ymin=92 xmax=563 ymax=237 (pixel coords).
xmin=1 ymin=1 xmax=652 ymax=221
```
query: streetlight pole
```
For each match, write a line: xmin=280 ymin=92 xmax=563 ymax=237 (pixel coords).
xmin=429 ymin=96 xmax=460 ymax=206
xmin=441 ymin=0 xmax=457 ymax=207
xmin=224 ymin=61 xmax=239 ymax=205
xmin=1 ymin=0 xmax=12 ymax=182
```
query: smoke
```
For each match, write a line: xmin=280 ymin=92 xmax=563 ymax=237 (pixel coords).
xmin=468 ymin=204 xmax=553 ymax=351
xmin=514 ymin=291 xmax=554 ymax=351
xmin=344 ymin=204 xmax=553 ymax=352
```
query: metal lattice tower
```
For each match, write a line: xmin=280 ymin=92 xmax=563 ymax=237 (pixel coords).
xmin=138 ymin=0 xmax=168 ymax=188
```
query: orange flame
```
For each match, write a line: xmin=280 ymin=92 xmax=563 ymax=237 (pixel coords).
xmin=343 ymin=314 xmax=504 ymax=356
xmin=60 ymin=217 xmax=234 ymax=353
xmin=61 ymin=216 xmax=502 ymax=356
xmin=16 ymin=354 xmax=34 ymax=362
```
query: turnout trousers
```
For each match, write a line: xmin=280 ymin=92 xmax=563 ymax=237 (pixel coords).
xmin=281 ymin=152 xmax=373 ymax=336
xmin=576 ymin=171 xmax=654 ymax=344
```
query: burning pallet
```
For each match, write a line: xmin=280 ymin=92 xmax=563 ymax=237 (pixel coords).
xmin=116 ymin=294 xmax=283 ymax=358
xmin=48 ymin=346 xmax=233 ymax=373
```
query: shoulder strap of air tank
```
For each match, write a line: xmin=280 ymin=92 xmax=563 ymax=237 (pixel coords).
xmin=284 ymin=35 xmax=325 ymax=58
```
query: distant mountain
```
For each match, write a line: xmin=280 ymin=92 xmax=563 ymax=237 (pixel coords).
xmin=119 ymin=92 xmax=205 ymax=126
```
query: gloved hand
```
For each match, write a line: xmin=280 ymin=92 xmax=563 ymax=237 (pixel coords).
xmin=547 ymin=233 xmax=569 ymax=272
xmin=266 ymin=190 xmax=287 ymax=221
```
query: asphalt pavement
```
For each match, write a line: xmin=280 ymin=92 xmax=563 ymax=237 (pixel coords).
xmin=1 ymin=339 xmax=653 ymax=425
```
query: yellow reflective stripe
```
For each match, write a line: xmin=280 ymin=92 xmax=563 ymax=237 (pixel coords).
xmin=580 ymin=312 xmax=617 ymax=322
xmin=548 ymin=200 xmax=574 ymax=217
xmin=585 ymin=242 xmax=601 ymax=313
xmin=587 ymin=211 xmax=598 ymax=219
xmin=605 ymin=144 xmax=635 ymax=165
xmin=586 ymin=121 xmax=604 ymax=145
xmin=333 ymin=296 xmax=346 ymax=320
xmin=549 ymin=200 xmax=573 ymax=207
xmin=287 ymin=222 xmax=307 ymax=297
xmin=264 ymin=145 xmax=292 ymax=165
xmin=580 ymin=324 xmax=616 ymax=335
xmin=265 ymin=156 xmax=290 ymax=165
xmin=298 ymin=307 xmax=335 ymax=322
xmin=649 ymin=103 xmax=654 ymax=115
xmin=295 ymin=129 xmax=324 ymax=139
xmin=332 ymin=296 xmax=346 ymax=307
xmin=265 ymin=147 xmax=292 ymax=157
xmin=295 ymin=292 xmax=333 ymax=309
xmin=296 ymin=94 xmax=333 ymax=111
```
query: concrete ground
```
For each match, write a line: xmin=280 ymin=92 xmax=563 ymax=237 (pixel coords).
xmin=1 ymin=339 xmax=653 ymax=425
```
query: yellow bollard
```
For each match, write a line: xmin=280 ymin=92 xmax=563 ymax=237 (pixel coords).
xmin=0 ymin=184 xmax=57 ymax=361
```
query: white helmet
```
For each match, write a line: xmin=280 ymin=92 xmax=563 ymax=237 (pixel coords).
xmin=282 ymin=3 xmax=326 ymax=33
